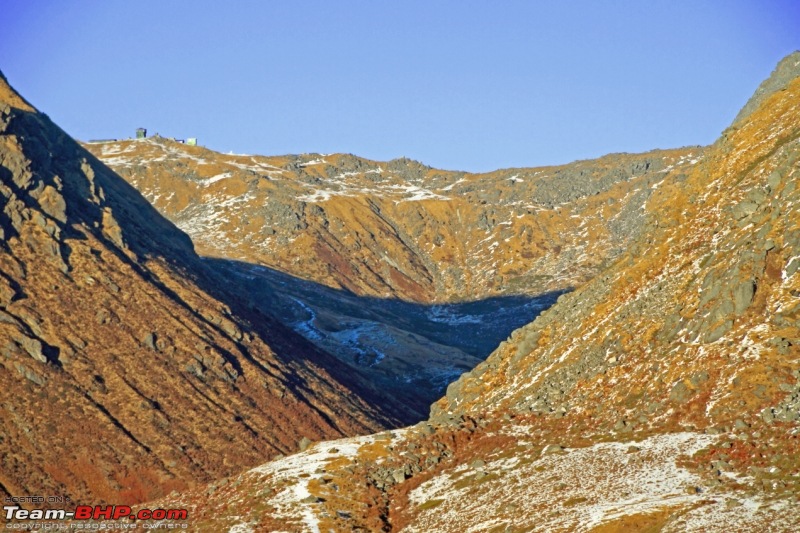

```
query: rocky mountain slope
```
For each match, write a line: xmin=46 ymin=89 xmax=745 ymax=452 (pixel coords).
xmin=0 ymin=71 xmax=400 ymax=508
xmin=138 ymin=53 xmax=800 ymax=531
xmin=84 ymin=122 xmax=702 ymax=419
xmin=85 ymin=139 xmax=702 ymax=303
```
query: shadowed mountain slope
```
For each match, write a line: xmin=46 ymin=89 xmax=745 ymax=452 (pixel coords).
xmin=84 ymin=118 xmax=702 ymax=421
xmin=0 ymin=71 xmax=398 ymax=507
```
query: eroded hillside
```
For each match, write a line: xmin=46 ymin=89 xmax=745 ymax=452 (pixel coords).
xmin=0 ymin=71 xmax=398 ymax=507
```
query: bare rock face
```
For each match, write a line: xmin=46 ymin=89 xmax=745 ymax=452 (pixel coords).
xmin=0 ymin=70 xmax=398 ymax=507
xmin=732 ymin=50 xmax=800 ymax=126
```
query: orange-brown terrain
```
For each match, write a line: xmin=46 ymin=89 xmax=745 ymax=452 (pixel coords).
xmin=84 ymin=115 xmax=702 ymax=418
xmin=0 ymin=71 xmax=401 ymax=509
xmin=127 ymin=52 xmax=800 ymax=531
xmin=84 ymin=140 xmax=702 ymax=302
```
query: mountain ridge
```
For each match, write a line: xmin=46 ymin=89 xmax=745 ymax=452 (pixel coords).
xmin=85 ymin=138 xmax=704 ymax=302
xmin=732 ymin=50 xmax=800 ymax=126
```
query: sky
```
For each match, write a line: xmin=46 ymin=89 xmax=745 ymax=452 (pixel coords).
xmin=1 ymin=1 xmax=799 ymax=172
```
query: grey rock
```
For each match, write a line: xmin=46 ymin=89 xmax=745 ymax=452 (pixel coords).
xmin=670 ymin=381 xmax=693 ymax=404
xmin=732 ymin=51 xmax=800 ymax=125
xmin=705 ymin=320 xmax=733 ymax=343
xmin=0 ymin=278 xmax=19 ymax=306
xmin=15 ymin=363 xmax=45 ymax=385
xmin=786 ymin=257 xmax=800 ymax=278
xmin=614 ymin=419 xmax=633 ymax=433
xmin=725 ymin=498 xmax=742 ymax=509
xmin=767 ymin=170 xmax=782 ymax=190
xmin=95 ymin=309 xmax=110 ymax=325
xmin=143 ymin=332 xmax=157 ymax=351
xmin=690 ymin=371 xmax=709 ymax=387
xmin=418 ymin=423 xmax=435 ymax=436
xmin=425 ymin=455 xmax=440 ymax=466
xmin=711 ymin=460 xmax=731 ymax=470
xmin=732 ymin=280 xmax=756 ymax=315
xmin=19 ymin=336 xmax=47 ymax=363
xmin=2 ymin=340 xmax=21 ymax=359
xmin=392 ymin=468 xmax=407 ymax=484
xmin=36 ymin=185 xmax=67 ymax=223
xmin=732 ymin=201 xmax=758 ymax=220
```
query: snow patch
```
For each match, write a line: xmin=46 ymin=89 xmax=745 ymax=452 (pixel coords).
xmin=427 ymin=306 xmax=483 ymax=325
xmin=204 ymin=172 xmax=232 ymax=185
xmin=298 ymin=158 xmax=327 ymax=167
xmin=248 ymin=434 xmax=380 ymax=533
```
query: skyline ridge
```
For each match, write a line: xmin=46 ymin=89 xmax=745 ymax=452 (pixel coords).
xmin=3 ymin=2 xmax=799 ymax=172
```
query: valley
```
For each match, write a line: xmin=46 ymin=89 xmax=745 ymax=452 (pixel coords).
xmin=85 ymin=136 xmax=701 ymax=419
xmin=1 ymin=45 xmax=799 ymax=532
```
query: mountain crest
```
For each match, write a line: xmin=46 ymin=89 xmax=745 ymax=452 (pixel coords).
xmin=732 ymin=50 xmax=800 ymax=125
xmin=0 ymin=69 xmax=36 ymax=113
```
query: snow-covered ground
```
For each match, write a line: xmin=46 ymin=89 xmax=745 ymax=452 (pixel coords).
xmin=404 ymin=431 xmax=800 ymax=532
xmin=224 ymin=430 xmax=408 ymax=533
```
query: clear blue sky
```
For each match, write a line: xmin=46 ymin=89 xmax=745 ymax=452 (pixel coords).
xmin=2 ymin=1 xmax=799 ymax=172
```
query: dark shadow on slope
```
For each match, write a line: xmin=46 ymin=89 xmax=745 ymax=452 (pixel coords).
xmin=2 ymin=104 xmax=564 ymax=427
xmin=198 ymin=257 xmax=566 ymax=423
xmin=2 ymin=105 xmax=404 ymax=430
